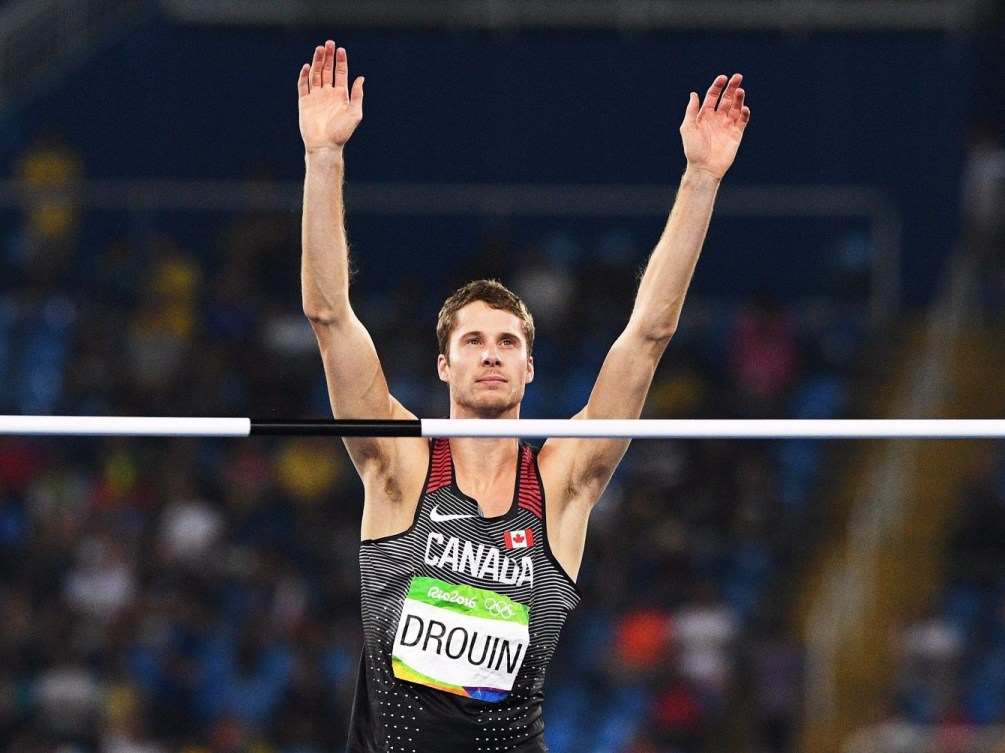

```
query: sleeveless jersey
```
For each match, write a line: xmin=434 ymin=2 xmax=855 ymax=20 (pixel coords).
xmin=347 ymin=438 xmax=581 ymax=753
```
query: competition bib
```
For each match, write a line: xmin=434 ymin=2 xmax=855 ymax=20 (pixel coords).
xmin=392 ymin=576 xmax=530 ymax=703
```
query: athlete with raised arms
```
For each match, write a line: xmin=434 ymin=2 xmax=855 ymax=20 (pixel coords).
xmin=298 ymin=39 xmax=749 ymax=753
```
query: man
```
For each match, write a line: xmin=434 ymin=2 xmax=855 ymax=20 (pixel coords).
xmin=299 ymin=39 xmax=749 ymax=753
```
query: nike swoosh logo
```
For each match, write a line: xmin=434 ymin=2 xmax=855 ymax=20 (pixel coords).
xmin=430 ymin=505 xmax=479 ymax=523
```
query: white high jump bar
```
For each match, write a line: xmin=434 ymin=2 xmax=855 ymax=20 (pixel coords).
xmin=1 ymin=416 xmax=1005 ymax=439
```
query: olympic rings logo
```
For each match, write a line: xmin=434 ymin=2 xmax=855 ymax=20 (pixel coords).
xmin=484 ymin=598 xmax=515 ymax=619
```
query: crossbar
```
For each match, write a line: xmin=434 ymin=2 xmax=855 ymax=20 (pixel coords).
xmin=1 ymin=416 xmax=1005 ymax=438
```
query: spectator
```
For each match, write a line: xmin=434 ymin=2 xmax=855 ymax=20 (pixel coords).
xmin=64 ymin=534 xmax=137 ymax=623
xmin=893 ymin=605 xmax=964 ymax=723
xmin=672 ymin=582 xmax=740 ymax=713
xmin=750 ymin=622 xmax=803 ymax=753
xmin=12 ymin=130 xmax=84 ymax=291
xmin=728 ymin=295 xmax=799 ymax=417
xmin=32 ymin=648 xmax=104 ymax=742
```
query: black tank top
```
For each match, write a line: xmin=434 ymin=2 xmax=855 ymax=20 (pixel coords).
xmin=347 ymin=438 xmax=581 ymax=753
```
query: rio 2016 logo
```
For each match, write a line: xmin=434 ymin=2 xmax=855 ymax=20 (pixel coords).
xmin=427 ymin=585 xmax=477 ymax=609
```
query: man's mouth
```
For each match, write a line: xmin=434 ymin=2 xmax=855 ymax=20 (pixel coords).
xmin=476 ymin=375 xmax=507 ymax=384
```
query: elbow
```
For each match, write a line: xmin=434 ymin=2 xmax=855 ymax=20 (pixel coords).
xmin=303 ymin=303 xmax=347 ymax=327
xmin=628 ymin=317 xmax=678 ymax=346
xmin=303 ymin=306 xmax=333 ymax=326
xmin=628 ymin=297 xmax=682 ymax=345
xmin=645 ymin=323 xmax=678 ymax=344
xmin=301 ymin=307 xmax=353 ymax=329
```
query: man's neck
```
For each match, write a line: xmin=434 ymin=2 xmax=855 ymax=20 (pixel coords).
xmin=447 ymin=404 xmax=521 ymax=504
xmin=449 ymin=435 xmax=519 ymax=468
xmin=448 ymin=437 xmax=520 ymax=515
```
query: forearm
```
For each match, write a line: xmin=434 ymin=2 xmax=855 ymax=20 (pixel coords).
xmin=301 ymin=148 xmax=352 ymax=323
xmin=628 ymin=166 xmax=720 ymax=342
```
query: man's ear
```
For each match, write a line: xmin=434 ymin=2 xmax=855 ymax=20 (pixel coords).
xmin=437 ymin=353 xmax=449 ymax=382
xmin=526 ymin=355 xmax=534 ymax=384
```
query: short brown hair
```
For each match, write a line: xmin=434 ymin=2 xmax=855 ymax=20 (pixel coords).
xmin=436 ymin=279 xmax=535 ymax=358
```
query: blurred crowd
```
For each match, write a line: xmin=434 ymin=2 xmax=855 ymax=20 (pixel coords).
xmin=882 ymin=451 xmax=1005 ymax=733
xmin=0 ymin=134 xmax=873 ymax=753
xmin=962 ymin=122 xmax=1005 ymax=315
xmin=847 ymin=113 xmax=1005 ymax=753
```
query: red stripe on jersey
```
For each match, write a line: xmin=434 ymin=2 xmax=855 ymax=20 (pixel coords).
xmin=517 ymin=444 xmax=542 ymax=518
xmin=425 ymin=438 xmax=453 ymax=494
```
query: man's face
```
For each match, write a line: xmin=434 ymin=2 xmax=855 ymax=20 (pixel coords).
xmin=437 ymin=301 xmax=534 ymax=418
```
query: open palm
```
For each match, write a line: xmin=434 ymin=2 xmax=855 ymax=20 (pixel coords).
xmin=298 ymin=41 xmax=364 ymax=153
xmin=680 ymin=74 xmax=750 ymax=180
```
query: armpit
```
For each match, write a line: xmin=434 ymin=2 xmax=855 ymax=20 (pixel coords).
xmin=381 ymin=472 xmax=404 ymax=505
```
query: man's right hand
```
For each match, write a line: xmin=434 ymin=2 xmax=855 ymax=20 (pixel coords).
xmin=298 ymin=40 xmax=364 ymax=154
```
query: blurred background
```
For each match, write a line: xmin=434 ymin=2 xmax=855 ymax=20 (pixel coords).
xmin=0 ymin=1 xmax=1004 ymax=752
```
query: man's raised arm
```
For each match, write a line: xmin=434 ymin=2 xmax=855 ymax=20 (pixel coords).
xmin=590 ymin=73 xmax=748 ymax=420
xmin=543 ymin=74 xmax=750 ymax=515
xmin=299 ymin=42 xmax=413 ymax=448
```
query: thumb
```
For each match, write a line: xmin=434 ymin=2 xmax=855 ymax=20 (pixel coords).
xmin=351 ymin=76 xmax=364 ymax=105
xmin=681 ymin=92 xmax=699 ymax=130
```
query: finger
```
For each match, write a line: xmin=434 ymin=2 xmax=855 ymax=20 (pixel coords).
xmin=350 ymin=76 xmax=365 ymax=108
xmin=298 ymin=63 xmax=310 ymax=97
xmin=718 ymin=73 xmax=742 ymax=112
xmin=681 ymin=91 xmax=699 ymax=129
xmin=740 ymin=106 xmax=751 ymax=125
xmin=322 ymin=40 xmax=336 ymax=87
xmin=335 ymin=46 xmax=349 ymax=93
xmin=729 ymin=87 xmax=745 ymax=119
xmin=701 ymin=75 xmax=728 ymax=112
xmin=309 ymin=45 xmax=325 ymax=91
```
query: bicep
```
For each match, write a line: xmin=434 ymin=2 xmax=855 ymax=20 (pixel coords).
xmin=312 ymin=313 xmax=403 ymax=421
xmin=586 ymin=328 xmax=666 ymax=421
xmin=312 ymin=316 xmax=428 ymax=490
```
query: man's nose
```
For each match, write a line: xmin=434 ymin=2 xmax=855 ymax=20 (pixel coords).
xmin=482 ymin=347 xmax=502 ymax=365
